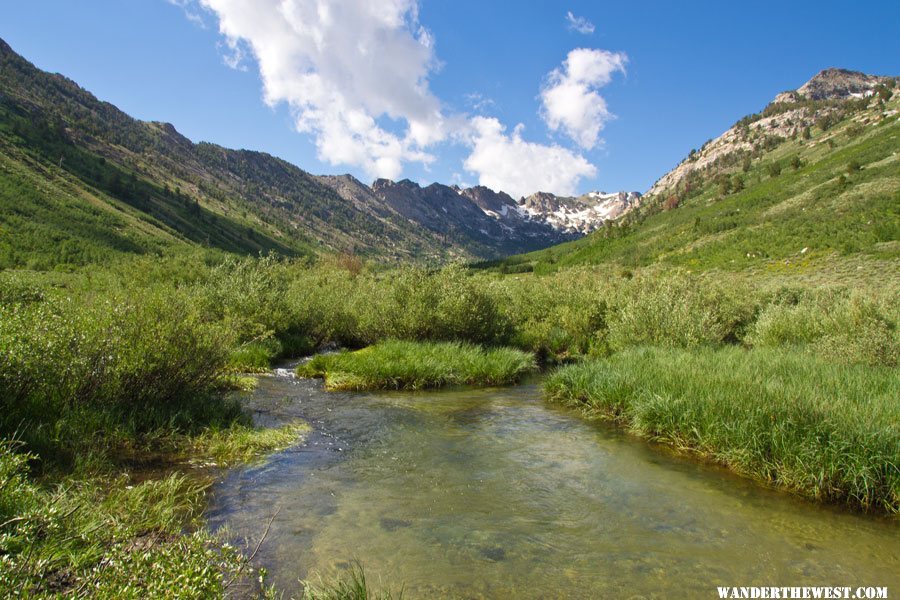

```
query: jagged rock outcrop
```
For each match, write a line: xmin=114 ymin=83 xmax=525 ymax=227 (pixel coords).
xmin=519 ymin=190 xmax=642 ymax=234
xmin=367 ymin=179 xmax=576 ymax=255
xmin=311 ymin=175 xmax=643 ymax=255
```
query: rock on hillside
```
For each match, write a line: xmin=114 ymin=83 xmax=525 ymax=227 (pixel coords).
xmin=649 ymin=68 xmax=898 ymax=197
xmin=519 ymin=191 xmax=642 ymax=234
xmin=312 ymin=175 xmax=644 ymax=254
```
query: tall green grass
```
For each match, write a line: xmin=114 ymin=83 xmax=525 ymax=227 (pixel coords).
xmin=545 ymin=347 xmax=900 ymax=513
xmin=297 ymin=340 xmax=535 ymax=390
xmin=302 ymin=562 xmax=402 ymax=600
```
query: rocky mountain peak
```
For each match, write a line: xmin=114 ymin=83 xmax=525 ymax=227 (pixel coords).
xmin=649 ymin=67 xmax=897 ymax=197
xmin=520 ymin=191 xmax=559 ymax=208
xmin=773 ymin=68 xmax=896 ymax=103
xmin=457 ymin=185 xmax=518 ymax=214
xmin=520 ymin=190 xmax=642 ymax=234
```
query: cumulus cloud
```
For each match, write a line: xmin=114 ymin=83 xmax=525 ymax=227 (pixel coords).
xmin=175 ymin=2 xmax=621 ymax=198
xmin=463 ymin=117 xmax=596 ymax=199
xmin=565 ymin=11 xmax=595 ymax=35
xmin=540 ymin=48 xmax=626 ymax=149
xmin=189 ymin=0 xmax=446 ymax=179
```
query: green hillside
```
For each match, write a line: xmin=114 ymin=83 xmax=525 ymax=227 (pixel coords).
xmin=483 ymin=90 xmax=900 ymax=286
xmin=0 ymin=104 xmax=308 ymax=269
xmin=0 ymin=38 xmax=466 ymax=269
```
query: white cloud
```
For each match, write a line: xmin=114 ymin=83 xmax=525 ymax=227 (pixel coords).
xmin=217 ymin=37 xmax=247 ymax=71
xmin=565 ymin=11 xmax=595 ymax=35
xmin=540 ymin=48 xmax=626 ymax=149
xmin=463 ymin=117 xmax=596 ymax=199
xmin=174 ymin=2 xmax=625 ymax=198
xmin=463 ymin=92 xmax=496 ymax=113
xmin=167 ymin=0 xmax=208 ymax=28
xmin=189 ymin=0 xmax=446 ymax=179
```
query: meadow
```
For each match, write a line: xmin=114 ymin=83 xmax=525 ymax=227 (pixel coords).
xmin=1 ymin=252 xmax=898 ymax=597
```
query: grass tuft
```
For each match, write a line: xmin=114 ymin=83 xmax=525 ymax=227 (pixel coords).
xmin=297 ymin=340 xmax=535 ymax=391
xmin=302 ymin=562 xmax=402 ymax=600
xmin=187 ymin=422 xmax=309 ymax=467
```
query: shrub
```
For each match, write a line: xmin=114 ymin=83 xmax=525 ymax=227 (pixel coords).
xmin=747 ymin=290 xmax=898 ymax=367
xmin=605 ymin=273 xmax=756 ymax=350
xmin=499 ymin=268 xmax=616 ymax=361
xmin=0 ymin=286 xmax=238 ymax=468
xmin=287 ymin=264 xmax=514 ymax=348
xmin=198 ymin=255 xmax=293 ymax=344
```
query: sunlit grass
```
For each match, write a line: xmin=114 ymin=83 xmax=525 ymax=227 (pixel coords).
xmin=301 ymin=562 xmax=402 ymax=600
xmin=545 ymin=346 xmax=900 ymax=513
xmin=187 ymin=421 xmax=309 ymax=467
xmin=297 ymin=340 xmax=535 ymax=390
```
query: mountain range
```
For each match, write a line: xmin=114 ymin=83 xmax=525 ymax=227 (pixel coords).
xmin=487 ymin=67 xmax=899 ymax=277
xmin=0 ymin=37 xmax=640 ymax=269
xmin=1 ymin=35 xmax=896 ymax=274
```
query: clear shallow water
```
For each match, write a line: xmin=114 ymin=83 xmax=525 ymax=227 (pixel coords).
xmin=206 ymin=370 xmax=899 ymax=598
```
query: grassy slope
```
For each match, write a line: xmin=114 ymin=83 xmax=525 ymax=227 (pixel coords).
xmin=545 ymin=347 xmax=899 ymax=513
xmin=488 ymin=97 xmax=900 ymax=287
xmin=0 ymin=38 xmax=465 ymax=268
xmin=0 ymin=101 xmax=315 ymax=269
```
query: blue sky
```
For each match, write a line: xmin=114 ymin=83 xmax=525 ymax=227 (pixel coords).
xmin=2 ymin=1 xmax=898 ymax=197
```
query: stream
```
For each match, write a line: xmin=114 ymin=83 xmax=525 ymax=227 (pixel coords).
xmin=206 ymin=368 xmax=899 ymax=598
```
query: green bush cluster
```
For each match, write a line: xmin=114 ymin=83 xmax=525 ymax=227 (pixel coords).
xmin=287 ymin=264 xmax=513 ymax=348
xmin=603 ymin=273 xmax=755 ymax=350
xmin=1 ymin=255 xmax=896 ymax=515
xmin=748 ymin=289 xmax=899 ymax=366
xmin=0 ymin=285 xmax=240 ymax=470
xmin=4 ymin=257 xmax=894 ymax=474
